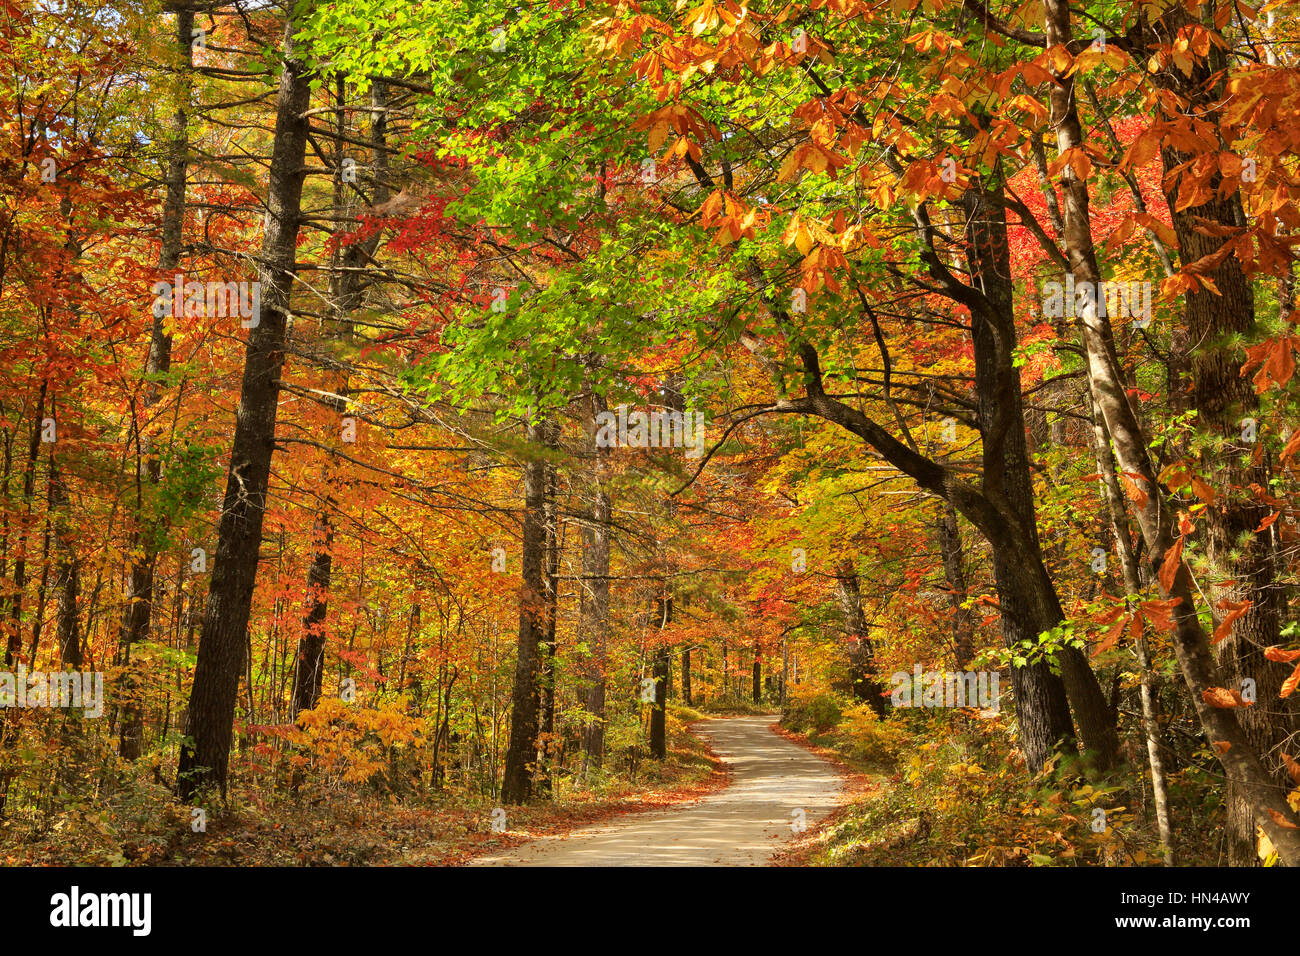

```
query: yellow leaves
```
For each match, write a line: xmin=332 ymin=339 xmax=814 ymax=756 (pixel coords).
xmin=289 ymin=696 xmax=428 ymax=784
xmin=1045 ymin=44 xmax=1073 ymax=75
xmin=777 ymin=142 xmax=849 ymax=183
xmin=782 ymin=214 xmax=816 ymax=256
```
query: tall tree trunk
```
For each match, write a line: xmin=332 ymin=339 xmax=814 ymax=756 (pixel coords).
xmin=49 ymin=451 xmax=81 ymax=669
xmin=176 ymin=7 xmax=313 ymax=800
xmin=834 ymin=558 xmax=887 ymax=716
xmin=577 ymin=396 xmax=611 ymax=780
xmin=536 ymin=418 xmax=560 ymax=797
xmin=649 ymin=593 xmax=670 ymax=760
xmin=119 ymin=7 xmax=192 ymax=759
xmin=291 ymin=505 xmax=333 ymax=717
xmin=501 ymin=421 xmax=548 ymax=803
xmin=1147 ymin=6 xmax=1295 ymax=864
xmin=680 ymin=647 xmax=691 ymax=707
xmin=963 ymin=177 xmax=1117 ymax=770
xmin=936 ymin=501 xmax=975 ymax=668
xmin=1088 ymin=390 xmax=1175 ymax=864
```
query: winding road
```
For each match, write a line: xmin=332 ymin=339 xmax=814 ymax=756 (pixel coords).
xmin=470 ymin=715 xmax=846 ymax=866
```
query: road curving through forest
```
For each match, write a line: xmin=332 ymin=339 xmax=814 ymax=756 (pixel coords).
xmin=469 ymin=715 xmax=846 ymax=866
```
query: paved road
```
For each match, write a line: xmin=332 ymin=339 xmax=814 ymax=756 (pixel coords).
xmin=469 ymin=715 xmax=845 ymax=866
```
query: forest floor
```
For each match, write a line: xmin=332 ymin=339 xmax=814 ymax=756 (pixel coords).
xmin=468 ymin=715 xmax=848 ymax=866
xmin=0 ymin=707 xmax=729 ymax=866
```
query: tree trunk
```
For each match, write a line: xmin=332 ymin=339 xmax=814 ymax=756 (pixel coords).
xmin=577 ymin=394 xmax=611 ymax=780
xmin=834 ymin=558 xmax=887 ymax=716
xmin=962 ymin=178 xmax=1117 ymax=770
xmin=176 ymin=7 xmax=313 ymax=801
xmin=936 ymin=501 xmax=975 ymax=668
xmin=681 ymin=647 xmax=692 ymax=707
xmin=119 ymin=6 xmax=191 ymax=761
xmin=501 ymin=421 xmax=548 ymax=803
xmin=649 ymin=597 xmax=669 ymax=761
xmin=1147 ymin=6 xmax=1296 ymax=864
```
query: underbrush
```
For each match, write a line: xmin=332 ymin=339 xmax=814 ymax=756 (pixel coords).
xmin=782 ymin=689 xmax=1225 ymax=867
xmin=0 ymin=705 xmax=719 ymax=866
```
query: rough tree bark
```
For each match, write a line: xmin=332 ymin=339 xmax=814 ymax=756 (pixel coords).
xmin=176 ymin=6 xmax=313 ymax=801
xmin=501 ymin=421 xmax=549 ymax=803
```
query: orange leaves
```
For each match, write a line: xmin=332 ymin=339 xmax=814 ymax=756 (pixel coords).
xmin=1157 ymin=462 xmax=1216 ymax=503
xmin=1266 ymin=644 xmax=1300 ymax=701
xmin=1284 ymin=662 xmax=1300 ymax=700
xmin=1267 ymin=808 xmax=1299 ymax=830
xmin=1157 ymin=535 xmax=1184 ymax=593
xmin=1241 ymin=336 xmax=1299 ymax=392
xmin=777 ymin=142 xmax=850 ymax=183
xmin=1202 ymin=686 xmax=1253 ymax=708
xmin=1119 ymin=471 xmax=1149 ymax=509
xmin=635 ymin=103 xmax=718 ymax=162
xmin=1283 ymin=753 xmax=1300 ymax=785
xmin=1089 ymin=598 xmax=1182 ymax=657
xmin=1211 ymin=597 xmax=1251 ymax=645
xmin=700 ymin=189 xmax=763 ymax=244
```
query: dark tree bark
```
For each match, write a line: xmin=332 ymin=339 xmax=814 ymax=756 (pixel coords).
xmin=649 ymin=593 xmax=670 ymax=760
xmin=49 ymin=453 xmax=81 ymax=669
xmin=962 ymin=177 xmax=1117 ymax=771
xmin=936 ymin=501 xmax=975 ymax=669
xmin=291 ymin=507 xmax=333 ymax=717
xmin=176 ymin=8 xmax=313 ymax=801
xmin=501 ymin=421 xmax=549 ymax=803
xmin=1143 ymin=5 xmax=1297 ymax=864
xmin=680 ymin=647 xmax=692 ymax=707
xmin=834 ymin=559 xmax=887 ymax=717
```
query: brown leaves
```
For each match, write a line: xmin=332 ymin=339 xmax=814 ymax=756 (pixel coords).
xmin=1202 ymin=686 xmax=1254 ymax=709
xmin=1282 ymin=753 xmax=1300 ymax=786
xmin=1267 ymin=808 xmax=1299 ymax=830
